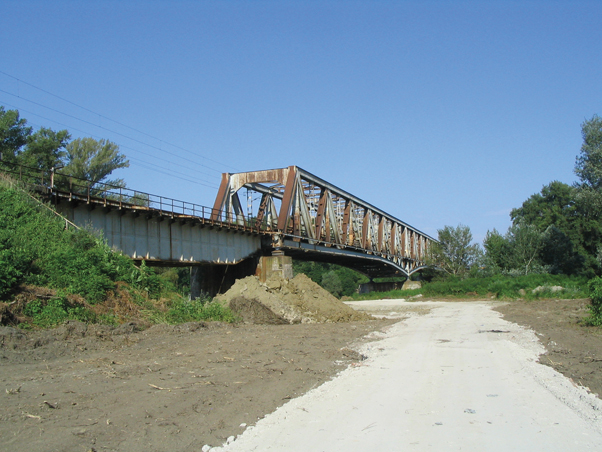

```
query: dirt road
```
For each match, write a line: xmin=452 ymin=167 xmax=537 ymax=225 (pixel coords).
xmin=212 ymin=301 xmax=602 ymax=451
xmin=2 ymin=298 xmax=602 ymax=451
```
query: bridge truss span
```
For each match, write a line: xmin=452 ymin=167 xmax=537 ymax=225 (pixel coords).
xmin=212 ymin=166 xmax=436 ymax=277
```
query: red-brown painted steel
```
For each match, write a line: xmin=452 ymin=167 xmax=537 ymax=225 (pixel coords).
xmin=211 ymin=165 xmax=436 ymax=276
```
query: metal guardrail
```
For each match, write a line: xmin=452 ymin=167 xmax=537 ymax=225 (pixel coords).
xmin=0 ymin=162 xmax=260 ymax=232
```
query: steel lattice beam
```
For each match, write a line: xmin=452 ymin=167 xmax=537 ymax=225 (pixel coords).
xmin=212 ymin=166 xmax=436 ymax=277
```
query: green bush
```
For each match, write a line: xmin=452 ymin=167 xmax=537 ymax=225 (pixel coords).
xmin=0 ymin=188 xmax=65 ymax=297
xmin=421 ymin=274 xmax=587 ymax=299
xmin=294 ymin=261 xmax=368 ymax=297
xmin=585 ymin=277 xmax=602 ymax=326
xmin=129 ymin=260 xmax=163 ymax=297
xmin=23 ymin=295 xmax=96 ymax=328
xmin=40 ymin=236 xmax=116 ymax=303
xmin=338 ymin=273 xmax=590 ymax=301
xmin=0 ymin=184 xmax=171 ymax=304
xmin=0 ymin=249 xmax=22 ymax=298
xmin=164 ymin=298 xmax=236 ymax=324
xmin=0 ymin=182 xmax=242 ymax=328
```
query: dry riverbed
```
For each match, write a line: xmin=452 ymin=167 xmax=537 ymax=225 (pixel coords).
xmin=0 ymin=297 xmax=600 ymax=451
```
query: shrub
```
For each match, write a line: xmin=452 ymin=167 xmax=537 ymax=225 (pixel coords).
xmin=164 ymin=298 xmax=236 ymax=324
xmin=0 ymin=184 xmax=171 ymax=304
xmin=585 ymin=277 xmax=602 ymax=326
xmin=40 ymin=238 xmax=116 ymax=304
xmin=129 ymin=260 xmax=163 ymax=297
xmin=421 ymin=274 xmax=588 ymax=299
xmin=23 ymin=294 xmax=96 ymax=328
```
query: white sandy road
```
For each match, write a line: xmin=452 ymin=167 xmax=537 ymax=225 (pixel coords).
xmin=210 ymin=301 xmax=602 ymax=451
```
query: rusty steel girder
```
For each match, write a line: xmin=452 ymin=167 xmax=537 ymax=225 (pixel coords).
xmin=211 ymin=166 xmax=436 ymax=276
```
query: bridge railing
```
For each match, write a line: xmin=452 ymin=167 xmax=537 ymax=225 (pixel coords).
xmin=0 ymin=161 xmax=258 ymax=230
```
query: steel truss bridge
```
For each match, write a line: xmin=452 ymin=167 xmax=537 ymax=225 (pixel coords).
xmin=2 ymin=163 xmax=436 ymax=279
xmin=212 ymin=166 xmax=435 ymax=277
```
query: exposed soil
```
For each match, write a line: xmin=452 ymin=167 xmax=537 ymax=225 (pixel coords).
xmin=0 ymin=275 xmax=382 ymax=452
xmin=216 ymin=274 xmax=372 ymax=324
xmin=0 ymin=295 xmax=600 ymax=452
xmin=494 ymin=298 xmax=602 ymax=397
xmin=0 ymin=319 xmax=394 ymax=452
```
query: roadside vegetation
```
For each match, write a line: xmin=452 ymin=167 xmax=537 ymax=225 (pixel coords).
xmin=0 ymin=106 xmax=236 ymax=329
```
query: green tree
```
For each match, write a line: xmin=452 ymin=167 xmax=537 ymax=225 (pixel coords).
xmin=19 ymin=128 xmax=71 ymax=170
xmin=0 ymin=107 xmax=32 ymax=163
xmin=505 ymin=220 xmax=546 ymax=274
xmin=0 ymin=107 xmax=70 ymax=172
xmin=63 ymin=137 xmax=129 ymax=188
xmin=483 ymin=228 xmax=511 ymax=272
xmin=510 ymin=181 xmax=587 ymax=275
xmin=293 ymin=260 xmax=368 ymax=297
xmin=540 ymin=226 xmax=583 ymax=275
xmin=575 ymin=114 xmax=602 ymax=189
xmin=321 ymin=270 xmax=343 ymax=297
xmin=428 ymin=224 xmax=482 ymax=276
xmin=511 ymin=181 xmax=576 ymax=236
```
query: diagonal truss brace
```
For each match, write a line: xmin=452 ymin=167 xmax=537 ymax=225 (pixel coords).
xmin=211 ymin=165 xmax=436 ymax=275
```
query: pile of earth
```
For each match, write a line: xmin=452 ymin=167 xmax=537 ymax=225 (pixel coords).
xmin=215 ymin=273 xmax=373 ymax=324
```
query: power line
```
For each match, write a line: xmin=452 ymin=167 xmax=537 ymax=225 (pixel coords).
xmin=0 ymin=97 xmax=220 ymax=178
xmin=0 ymin=70 xmax=239 ymax=172
xmin=129 ymin=159 xmax=219 ymax=189
xmin=0 ymin=99 xmax=220 ymax=189
xmin=0 ymin=88 xmax=226 ymax=175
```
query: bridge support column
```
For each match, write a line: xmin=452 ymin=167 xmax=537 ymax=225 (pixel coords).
xmin=256 ymin=255 xmax=293 ymax=282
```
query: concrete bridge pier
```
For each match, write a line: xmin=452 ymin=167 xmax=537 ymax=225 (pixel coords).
xmin=256 ymin=254 xmax=293 ymax=282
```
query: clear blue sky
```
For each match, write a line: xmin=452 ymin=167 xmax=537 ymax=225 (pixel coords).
xmin=2 ymin=0 xmax=601 ymax=243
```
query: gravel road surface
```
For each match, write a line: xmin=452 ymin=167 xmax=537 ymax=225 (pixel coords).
xmin=211 ymin=301 xmax=602 ymax=451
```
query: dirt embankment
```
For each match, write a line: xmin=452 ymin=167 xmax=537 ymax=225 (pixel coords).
xmin=2 ymin=280 xmax=602 ymax=452
xmin=0 ymin=319 xmax=392 ymax=452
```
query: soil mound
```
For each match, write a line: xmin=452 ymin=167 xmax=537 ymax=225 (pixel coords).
xmin=229 ymin=296 xmax=288 ymax=324
xmin=216 ymin=273 xmax=373 ymax=324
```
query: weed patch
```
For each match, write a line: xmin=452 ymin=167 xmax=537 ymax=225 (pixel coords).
xmin=164 ymin=298 xmax=237 ymax=324
xmin=583 ymin=277 xmax=602 ymax=326
xmin=22 ymin=294 xmax=96 ymax=328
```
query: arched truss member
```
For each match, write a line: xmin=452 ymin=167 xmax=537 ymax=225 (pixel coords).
xmin=212 ymin=165 xmax=436 ymax=277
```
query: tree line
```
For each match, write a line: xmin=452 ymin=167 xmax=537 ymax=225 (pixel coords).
xmin=429 ymin=114 xmax=602 ymax=281
xmin=0 ymin=106 xmax=128 ymax=189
